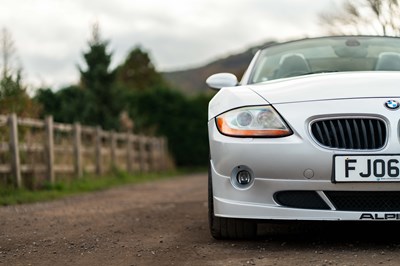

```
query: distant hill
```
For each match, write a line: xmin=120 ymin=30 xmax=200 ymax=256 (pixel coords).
xmin=163 ymin=41 xmax=275 ymax=95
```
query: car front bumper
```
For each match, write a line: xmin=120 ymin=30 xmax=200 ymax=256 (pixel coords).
xmin=209 ymin=102 xmax=400 ymax=221
xmin=211 ymin=161 xmax=400 ymax=221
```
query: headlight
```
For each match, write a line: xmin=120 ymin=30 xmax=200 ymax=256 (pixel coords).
xmin=216 ymin=106 xmax=292 ymax=137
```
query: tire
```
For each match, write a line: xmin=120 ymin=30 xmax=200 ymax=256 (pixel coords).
xmin=208 ymin=161 xmax=257 ymax=240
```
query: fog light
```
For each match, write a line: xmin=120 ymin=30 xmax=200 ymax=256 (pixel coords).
xmin=237 ymin=170 xmax=252 ymax=185
xmin=231 ymin=165 xmax=254 ymax=190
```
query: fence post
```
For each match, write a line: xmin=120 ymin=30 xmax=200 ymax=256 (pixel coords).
xmin=156 ymin=138 xmax=162 ymax=171
xmin=73 ymin=123 xmax=82 ymax=178
xmin=147 ymin=138 xmax=152 ymax=171
xmin=159 ymin=137 xmax=164 ymax=171
xmin=95 ymin=126 xmax=102 ymax=175
xmin=110 ymin=131 xmax=116 ymax=169
xmin=9 ymin=113 xmax=21 ymax=188
xmin=139 ymin=136 xmax=146 ymax=172
xmin=161 ymin=137 xmax=168 ymax=170
xmin=150 ymin=138 xmax=157 ymax=172
xmin=126 ymin=133 xmax=133 ymax=173
xmin=45 ymin=116 xmax=55 ymax=184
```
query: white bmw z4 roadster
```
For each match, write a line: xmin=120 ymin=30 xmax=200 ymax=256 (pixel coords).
xmin=207 ymin=36 xmax=400 ymax=239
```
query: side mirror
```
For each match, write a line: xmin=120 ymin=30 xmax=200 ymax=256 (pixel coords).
xmin=206 ymin=73 xmax=238 ymax=90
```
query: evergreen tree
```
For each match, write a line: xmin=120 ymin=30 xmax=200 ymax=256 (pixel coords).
xmin=116 ymin=47 xmax=165 ymax=91
xmin=79 ymin=23 xmax=120 ymax=130
xmin=0 ymin=73 xmax=40 ymax=117
xmin=35 ymin=86 xmax=87 ymax=123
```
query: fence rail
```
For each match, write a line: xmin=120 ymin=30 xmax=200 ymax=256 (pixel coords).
xmin=0 ymin=114 xmax=170 ymax=188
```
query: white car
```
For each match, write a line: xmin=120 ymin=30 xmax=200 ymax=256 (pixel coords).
xmin=207 ymin=36 xmax=400 ymax=239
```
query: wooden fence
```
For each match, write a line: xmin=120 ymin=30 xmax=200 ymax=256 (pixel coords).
xmin=0 ymin=114 xmax=170 ymax=188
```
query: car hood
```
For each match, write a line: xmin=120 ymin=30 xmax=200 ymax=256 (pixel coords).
xmin=250 ymin=72 xmax=400 ymax=104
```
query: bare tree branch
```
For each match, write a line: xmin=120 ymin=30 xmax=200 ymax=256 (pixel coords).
xmin=319 ymin=0 xmax=400 ymax=36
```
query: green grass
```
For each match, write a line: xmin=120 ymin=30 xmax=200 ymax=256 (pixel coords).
xmin=0 ymin=168 xmax=200 ymax=206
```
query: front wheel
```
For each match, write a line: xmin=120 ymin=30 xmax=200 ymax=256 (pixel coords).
xmin=208 ymin=161 xmax=257 ymax=240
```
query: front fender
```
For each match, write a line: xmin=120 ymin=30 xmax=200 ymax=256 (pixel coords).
xmin=208 ymin=86 xmax=269 ymax=120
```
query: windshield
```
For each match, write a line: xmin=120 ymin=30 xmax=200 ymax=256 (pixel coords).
xmin=249 ymin=36 xmax=400 ymax=84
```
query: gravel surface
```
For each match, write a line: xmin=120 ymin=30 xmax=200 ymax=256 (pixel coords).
xmin=2 ymin=173 xmax=400 ymax=265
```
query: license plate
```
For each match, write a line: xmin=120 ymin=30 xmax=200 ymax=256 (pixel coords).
xmin=334 ymin=155 xmax=400 ymax=182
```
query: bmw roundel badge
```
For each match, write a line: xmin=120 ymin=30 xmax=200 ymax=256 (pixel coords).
xmin=385 ymin=100 xmax=400 ymax=110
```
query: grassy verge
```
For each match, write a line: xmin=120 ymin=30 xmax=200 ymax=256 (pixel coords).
xmin=0 ymin=168 xmax=204 ymax=206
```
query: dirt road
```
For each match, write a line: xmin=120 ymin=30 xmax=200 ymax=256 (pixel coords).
xmin=2 ymin=173 xmax=400 ymax=265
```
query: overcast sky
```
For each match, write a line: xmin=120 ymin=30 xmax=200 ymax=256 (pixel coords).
xmin=0 ymin=0 xmax=340 ymax=90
